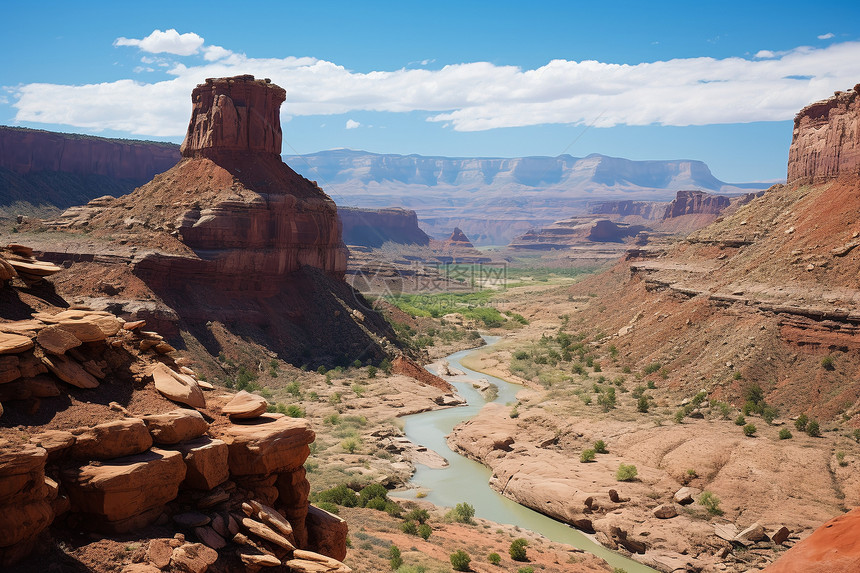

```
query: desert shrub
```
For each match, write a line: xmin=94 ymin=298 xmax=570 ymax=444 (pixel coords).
xmin=316 ymin=501 xmax=339 ymax=514
xmin=513 ymin=350 xmax=530 ymax=360
xmin=594 ymin=440 xmax=608 ymax=454
xmin=637 ymin=396 xmax=650 ymax=413
xmin=734 ymin=414 xmax=746 ymax=426
xmin=580 ymin=449 xmax=596 ymax=463
xmin=379 ymin=358 xmax=392 ymax=375
xmin=714 ymin=401 xmax=732 ymax=419
xmin=674 ymin=409 xmax=685 ymax=424
xmin=743 ymin=423 xmax=757 ymax=437
xmin=389 ymin=545 xmax=403 ymax=570
xmin=852 ymin=429 xmax=860 ymax=443
xmin=367 ymin=365 xmax=377 ymax=378
xmin=779 ymin=428 xmax=792 ymax=439
xmin=762 ymin=405 xmax=778 ymax=425
xmin=518 ymin=568 xmax=535 ymax=573
xmin=351 ymin=383 xmax=365 ymax=397
xmin=794 ymin=414 xmax=809 ymax=432
xmin=359 ymin=483 xmax=389 ymax=506
xmin=616 ymin=464 xmax=638 ymax=482
xmin=448 ymin=502 xmax=475 ymax=524
xmin=837 ymin=451 xmax=848 ymax=467
xmin=646 ymin=380 xmax=656 ymax=389
xmin=405 ymin=508 xmax=430 ymax=524
xmin=509 ymin=538 xmax=529 ymax=561
xmin=509 ymin=406 xmax=519 ymax=418
xmin=598 ymin=387 xmax=616 ymax=411
xmin=286 ymin=405 xmax=304 ymax=418
xmin=400 ymin=520 xmax=418 ymax=535
xmin=488 ymin=552 xmax=501 ymax=565
xmin=632 ymin=385 xmax=646 ymax=399
xmin=699 ymin=491 xmax=723 ymax=515
xmin=644 ymin=362 xmax=662 ymax=375
xmin=418 ymin=523 xmax=432 ymax=539
xmin=384 ymin=501 xmax=402 ymax=517
xmin=821 ymin=355 xmax=835 ymax=370
xmin=807 ymin=420 xmax=821 ymax=437
xmin=341 ymin=437 xmax=360 ymax=453
xmin=316 ymin=484 xmax=357 ymax=507
xmin=329 ymin=392 xmax=342 ymax=405
xmin=364 ymin=497 xmax=387 ymax=511
xmin=450 ymin=550 xmax=471 ymax=571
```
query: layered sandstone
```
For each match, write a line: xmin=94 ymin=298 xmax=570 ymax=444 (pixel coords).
xmin=339 ymin=207 xmax=430 ymax=247
xmin=787 ymin=84 xmax=860 ymax=183
xmin=763 ymin=507 xmax=860 ymax=573
xmin=662 ymin=190 xmax=730 ymax=218
xmin=444 ymin=227 xmax=474 ymax=248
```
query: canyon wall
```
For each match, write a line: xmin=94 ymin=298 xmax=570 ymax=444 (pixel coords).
xmin=787 ymin=84 xmax=860 ymax=183
xmin=339 ymin=207 xmax=430 ymax=247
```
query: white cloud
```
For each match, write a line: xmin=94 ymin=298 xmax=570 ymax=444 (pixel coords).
xmin=13 ymin=39 xmax=860 ymax=135
xmin=754 ymin=50 xmax=776 ymax=59
xmin=818 ymin=33 xmax=835 ymax=40
xmin=345 ymin=119 xmax=361 ymax=129
xmin=114 ymin=29 xmax=204 ymax=56
xmin=203 ymin=45 xmax=233 ymax=62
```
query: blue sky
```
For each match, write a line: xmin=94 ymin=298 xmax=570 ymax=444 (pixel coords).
xmin=2 ymin=0 xmax=860 ymax=182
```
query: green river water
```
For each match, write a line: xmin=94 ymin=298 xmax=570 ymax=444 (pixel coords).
xmin=395 ymin=337 xmax=657 ymax=573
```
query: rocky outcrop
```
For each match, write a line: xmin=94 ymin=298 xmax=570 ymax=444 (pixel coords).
xmin=763 ymin=507 xmax=860 ymax=573
xmin=35 ymin=76 xmax=397 ymax=366
xmin=590 ymin=200 xmax=665 ymax=220
xmin=509 ymin=218 xmax=646 ymax=250
xmin=787 ymin=84 xmax=860 ymax=183
xmin=181 ymin=76 xmax=284 ymax=159
xmin=444 ymin=227 xmax=474 ymax=248
xmin=338 ymin=207 xmax=430 ymax=247
xmin=662 ymin=190 xmax=731 ymax=219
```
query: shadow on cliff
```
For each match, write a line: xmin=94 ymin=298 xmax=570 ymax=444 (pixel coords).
xmin=142 ymin=266 xmax=400 ymax=369
xmin=0 ymin=280 xmax=69 ymax=319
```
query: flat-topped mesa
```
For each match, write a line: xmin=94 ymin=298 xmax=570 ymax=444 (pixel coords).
xmin=180 ymin=75 xmax=286 ymax=158
xmin=787 ymin=83 xmax=860 ymax=183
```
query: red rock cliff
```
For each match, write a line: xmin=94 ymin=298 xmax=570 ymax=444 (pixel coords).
xmin=662 ymin=190 xmax=731 ymax=219
xmin=181 ymin=75 xmax=285 ymax=158
xmin=787 ymin=83 xmax=860 ymax=183
xmin=0 ymin=126 xmax=179 ymax=180
xmin=339 ymin=207 xmax=430 ymax=247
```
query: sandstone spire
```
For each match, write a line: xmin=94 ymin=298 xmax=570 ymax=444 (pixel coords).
xmin=180 ymin=75 xmax=286 ymax=158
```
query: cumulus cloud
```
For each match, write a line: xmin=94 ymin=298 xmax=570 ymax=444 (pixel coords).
xmin=818 ymin=32 xmax=835 ymax=40
xmin=345 ymin=119 xmax=361 ymax=129
xmin=203 ymin=45 xmax=233 ymax=62
xmin=13 ymin=38 xmax=860 ymax=135
xmin=114 ymin=29 xmax=204 ymax=56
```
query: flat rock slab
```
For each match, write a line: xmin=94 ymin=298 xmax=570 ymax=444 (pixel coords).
xmin=216 ymin=414 xmax=314 ymax=476
xmin=173 ymin=511 xmax=210 ymax=528
xmin=151 ymin=363 xmax=205 ymax=409
xmin=0 ymin=444 xmax=47 ymax=505
xmin=62 ymin=448 xmax=186 ymax=522
xmin=70 ymin=418 xmax=153 ymax=460
xmin=143 ymin=409 xmax=209 ymax=445
xmin=37 ymin=325 xmax=81 ymax=355
xmin=0 ymin=332 xmax=34 ymax=355
xmin=222 ymin=390 xmax=268 ymax=419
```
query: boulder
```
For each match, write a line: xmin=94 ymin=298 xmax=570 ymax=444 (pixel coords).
xmin=151 ymin=363 xmax=205 ymax=409
xmin=673 ymin=486 xmax=697 ymax=505
xmin=142 ymin=409 xmax=209 ymax=444
xmin=70 ymin=418 xmax=153 ymax=460
xmin=147 ymin=539 xmax=174 ymax=569
xmin=241 ymin=517 xmax=295 ymax=551
xmin=62 ymin=448 xmax=186 ymax=524
xmin=169 ymin=543 xmax=218 ymax=573
xmin=714 ymin=522 xmax=739 ymax=542
xmin=771 ymin=526 xmax=790 ymax=545
xmin=307 ymin=504 xmax=348 ymax=561
xmin=735 ymin=522 xmax=767 ymax=546
xmin=240 ymin=552 xmax=281 ymax=567
xmin=0 ymin=499 xmax=54 ymax=551
xmin=29 ymin=430 xmax=75 ymax=459
xmin=217 ymin=414 xmax=314 ymax=476
xmin=653 ymin=504 xmax=678 ymax=519
xmin=0 ymin=445 xmax=47 ymax=505
xmin=172 ymin=437 xmax=229 ymax=491
xmin=222 ymin=390 xmax=268 ymax=419
xmin=194 ymin=526 xmax=226 ymax=550
xmin=0 ymin=356 xmax=20 ymax=384
xmin=173 ymin=512 xmax=211 ymax=528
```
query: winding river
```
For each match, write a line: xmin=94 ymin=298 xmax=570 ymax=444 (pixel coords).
xmin=398 ymin=336 xmax=656 ymax=573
